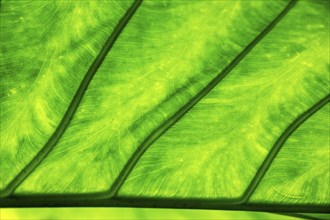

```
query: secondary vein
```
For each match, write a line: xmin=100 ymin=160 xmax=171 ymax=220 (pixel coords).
xmin=239 ymin=94 xmax=330 ymax=203
xmin=0 ymin=0 xmax=143 ymax=198
xmin=107 ymin=0 xmax=298 ymax=198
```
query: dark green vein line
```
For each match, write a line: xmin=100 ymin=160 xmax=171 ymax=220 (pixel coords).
xmin=275 ymin=213 xmax=330 ymax=220
xmin=1 ymin=197 xmax=329 ymax=213
xmin=107 ymin=0 xmax=298 ymax=198
xmin=0 ymin=196 xmax=329 ymax=212
xmin=239 ymin=94 xmax=330 ymax=203
xmin=0 ymin=0 xmax=143 ymax=199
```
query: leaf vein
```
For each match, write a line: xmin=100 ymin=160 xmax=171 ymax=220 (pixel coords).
xmin=0 ymin=0 xmax=143 ymax=198
xmin=239 ymin=94 xmax=330 ymax=203
xmin=107 ymin=0 xmax=298 ymax=198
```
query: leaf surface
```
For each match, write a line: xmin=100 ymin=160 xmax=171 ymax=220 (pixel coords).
xmin=14 ymin=0 xmax=288 ymax=194
xmin=0 ymin=0 xmax=133 ymax=191
xmin=117 ymin=0 xmax=329 ymax=204
xmin=0 ymin=0 xmax=329 ymax=213
xmin=250 ymin=103 xmax=330 ymax=205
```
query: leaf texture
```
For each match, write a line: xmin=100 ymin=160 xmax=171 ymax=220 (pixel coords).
xmin=118 ymin=0 xmax=329 ymax=203
xmin=250 ymin=103 xmax=330 ymax=205
xmin=0 ymin=0 xmax=134 ymax=191
xmin=0 ymin=0 xmax=329 ymax=213
xmin=14 ymin=0 xmax=289 ymax=194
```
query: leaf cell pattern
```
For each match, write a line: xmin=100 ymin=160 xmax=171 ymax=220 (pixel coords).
xmin=0 ymin=0 xmax=329 ymax=213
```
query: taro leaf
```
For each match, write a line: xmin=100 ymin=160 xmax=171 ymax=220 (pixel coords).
xmin=0 ymin=0 xmax=135 ymax=193
xmin=0 ymin=0 xmax=329 ymax=214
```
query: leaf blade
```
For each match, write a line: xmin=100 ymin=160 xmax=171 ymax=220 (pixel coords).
xmin=0 ymin=0 xmax=141 ymax=198
xmin=0 ymin=0 xmax=328 ymax=212
xmin=117 ymin=0 xmax=329 ymax=203
xmin=249 ymin=102 xmax=330 ymax=205
xmin=14 ymin=0 xmax=291 ymax=195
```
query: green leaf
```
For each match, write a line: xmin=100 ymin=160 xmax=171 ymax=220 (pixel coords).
xmin=0 ymin=0 xmax=135 ymax=192
xmin=0 ymin=0 xmax=329 ymax=213
xmin=250 ymin=103 xmax=330 ymax=204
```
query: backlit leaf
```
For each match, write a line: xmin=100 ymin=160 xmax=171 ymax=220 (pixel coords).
xmin=0 ymin=0 xmax=329 ymax=214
